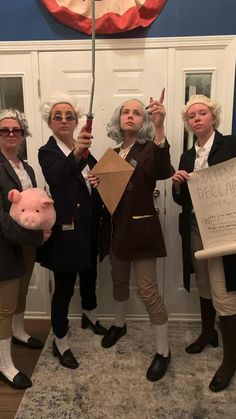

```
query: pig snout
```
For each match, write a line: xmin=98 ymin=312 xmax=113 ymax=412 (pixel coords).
xmin=20 ymin=210 xmax=41 ymax=229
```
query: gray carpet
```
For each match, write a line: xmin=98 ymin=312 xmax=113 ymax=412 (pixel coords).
xmin=15 ymin=320 xmax=235 ymax=419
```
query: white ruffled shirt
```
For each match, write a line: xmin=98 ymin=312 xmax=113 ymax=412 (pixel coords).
xmin=9 ymin=160 xmax=32 ymax=190
xmin=194 ymin=132 xmax=215 ymax=171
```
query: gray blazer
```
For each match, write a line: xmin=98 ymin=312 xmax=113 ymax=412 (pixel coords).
xmin=0 ymin=152 xmax=43 ymax=281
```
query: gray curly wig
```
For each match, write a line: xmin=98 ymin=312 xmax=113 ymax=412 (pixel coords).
xmin=40 ymin=92 xmax=83 ymax=123
xmin=182 ymin=94 xmax=221 ymax=130
xmin=0 ymin=108 xmax=31 ymax=137
xmin=107 ymin=99 xmax=155 ymax=144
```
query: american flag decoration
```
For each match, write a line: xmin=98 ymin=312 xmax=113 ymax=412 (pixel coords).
xmin=41 ymin=0 xmax=167 ymax=35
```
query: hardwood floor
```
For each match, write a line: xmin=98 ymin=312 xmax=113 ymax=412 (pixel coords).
xmin=0 ymin=319 xmax=51 ymax=419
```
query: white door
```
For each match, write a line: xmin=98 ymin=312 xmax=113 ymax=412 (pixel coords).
xmin=0 ymin=52 xmax=51 ymax=316
xmin=164 ymin=40 xmax=236 ymax=320
xmin=38 ymin=48 xmax=168 ymax=318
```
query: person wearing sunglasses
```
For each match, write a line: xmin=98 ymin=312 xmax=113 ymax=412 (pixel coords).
xmin=0 ymin=109 xmax=45 ymax=389
xmin=38 ymin=93 xmax=106 ymax=370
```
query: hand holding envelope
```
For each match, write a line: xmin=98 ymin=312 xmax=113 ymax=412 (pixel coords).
xmin=90 ymin=148 xmax=134 ymax=214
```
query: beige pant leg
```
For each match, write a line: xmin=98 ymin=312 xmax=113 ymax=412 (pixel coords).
xmin=110 ymin=253 xmax=131 ymax=301
xmin=15 ymin=246 xmax=36 ymax=314
xmin=208 ymin=257 xmax=236 ymax=316
xmin=133 ymin=258 xmax=168 ymax=325
xmin=0 ymin=279 xmax=20 ymax=340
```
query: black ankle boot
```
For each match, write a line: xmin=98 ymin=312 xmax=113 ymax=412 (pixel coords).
xmin=185 ymin=329 xmax=219 ymax=354
xmin=209 ymin=369 xmax=234 ymax=392
xmin=81 ymin=314 xmax=107 ymax=335
xmin=209 ymin=315 xmax=236 ymax=392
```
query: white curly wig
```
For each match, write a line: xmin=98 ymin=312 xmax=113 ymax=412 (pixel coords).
xmin=182 ymin=94 xmax=221 ymax=130
xmin=40 ymin=92 xmax=83 ymax=123
xmin=0 ymin=108 xmax=31 ymax=137
xmin=107 ymin=99 xmax=155 ymax=144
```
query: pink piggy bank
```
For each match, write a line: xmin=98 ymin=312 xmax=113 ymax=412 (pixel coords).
xmin=8 ymin=188 xmax=56 ymax=230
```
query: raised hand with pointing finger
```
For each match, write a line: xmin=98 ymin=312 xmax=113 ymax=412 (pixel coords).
xmin=146 ymin=88 xmax=166 ymax=143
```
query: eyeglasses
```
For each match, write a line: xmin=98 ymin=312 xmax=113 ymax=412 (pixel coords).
xmin=51 ymin=113 xmax=76 ymax=122
xmin=0 ymin=128 xmax=24 ymax=137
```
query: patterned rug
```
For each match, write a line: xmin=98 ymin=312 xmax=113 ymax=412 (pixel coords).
xmin=15 ymin=320 xmax=235 ymax=419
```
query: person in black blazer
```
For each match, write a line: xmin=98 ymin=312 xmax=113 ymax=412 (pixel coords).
xmin=172 ymin=94 xmax=236 ymax=392
xmin=0 ymin=109 xmax=44 ymax=389
xmin=38 ymin=93 xmax=106 ymax=369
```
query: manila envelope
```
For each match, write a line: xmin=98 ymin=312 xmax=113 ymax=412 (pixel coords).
xmin=90 ymin=147 xmax=134 ymax=214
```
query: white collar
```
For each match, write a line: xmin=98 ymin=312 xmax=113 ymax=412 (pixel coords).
xmin=53 ymin=135 xmax=73 ymax=157
xmin=195 ymin=131 xmax=215 ymax=153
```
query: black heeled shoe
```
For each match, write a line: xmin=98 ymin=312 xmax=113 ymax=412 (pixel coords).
xmin=52 ymin=339 xmax=79 ymax=369
xmin=0 ymin=370 xmax=32 ymax=389
xmin=81 ymin=313 xmax=107 ymax=335
xmin=146 ymin=351 xmax=171 ymax=382
xmin=185 ymin=329 xmax=219 ymax=354
xmin=12 ymin=336 xmax=44 ymax=349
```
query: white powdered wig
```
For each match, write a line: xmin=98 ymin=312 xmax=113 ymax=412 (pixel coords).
xmin=40 ymin=92 xmax=83 ymax=123
xmin=182 ymin=94 xmax=221 ymax=129
xmin=0 ymin=108 xmax=31 ymax=137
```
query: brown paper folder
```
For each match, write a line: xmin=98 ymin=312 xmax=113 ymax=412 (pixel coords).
xmin=90 ymin=148 xmax=134 ymax=214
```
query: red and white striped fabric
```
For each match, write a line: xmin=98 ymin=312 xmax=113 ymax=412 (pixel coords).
xmin=41 ymin=0 xmax=167 ymax=35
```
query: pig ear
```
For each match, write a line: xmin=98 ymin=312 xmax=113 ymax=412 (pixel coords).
xmin=8 ymin=189 xmax=22 ymax=204
xmin=40 ymin=197 xmax=54 ymax=207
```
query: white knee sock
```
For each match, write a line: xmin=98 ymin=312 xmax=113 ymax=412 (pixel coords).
xmin=12 ymin=312 xmax=31 ymax=343
xmin=114 ymin=301 xmax=126 ymax=327
xmin=152 ymin=322 xmax=169 ymax=357
xmin=83 ymin=309 xmax=97 ymax=324
xmin=0 ymin=338 xmax=19 ymax=381
xmin=55 ymin=335 xmax=70 ymax=356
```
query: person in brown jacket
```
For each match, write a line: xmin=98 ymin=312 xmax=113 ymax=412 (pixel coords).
xmin=89 ymin=90 xmax=174 ymax=382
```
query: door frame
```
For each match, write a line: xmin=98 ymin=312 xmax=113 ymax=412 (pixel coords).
xmin=0 ymin=35 xmax=235 ymax=319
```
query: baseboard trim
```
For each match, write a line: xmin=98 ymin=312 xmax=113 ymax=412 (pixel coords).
xmin=25 ymin=314 xmax=201 ymax=322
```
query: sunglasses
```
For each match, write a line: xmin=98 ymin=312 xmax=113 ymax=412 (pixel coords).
xmin=52 ymin=113 xmax=76 ymax=122
xmin=0 ymin=128 xmax=24 ymax=137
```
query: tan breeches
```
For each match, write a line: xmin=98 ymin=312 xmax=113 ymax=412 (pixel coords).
xmin=110 ymin=253 xmax=168 ymax=325
xmin=0 ymin=247 xmax=35 ymax=340
xmin=191 ymin=215 xmax=236 ymax=315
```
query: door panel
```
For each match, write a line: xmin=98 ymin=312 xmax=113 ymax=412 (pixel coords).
xmin=0 ymin=53 xmax=50 ymax=317
xmin=164 ymin=44 xmax=236 ymax=319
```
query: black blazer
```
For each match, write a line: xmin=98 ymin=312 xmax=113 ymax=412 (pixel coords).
xmin=173 ymin=130 xmax=236 ymax=292
xmin=0 ymin=152 xmax=43 ymax=281
xmin=37 ymin=136 xmax=102 ymax=272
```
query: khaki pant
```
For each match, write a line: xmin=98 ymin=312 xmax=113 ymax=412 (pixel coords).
xmin=0 ymin=247 xmax=35 ymax=340
xmin=208 ymin=257 xmax=236 ymax=316
xmin=110 ymin=253 xmax=168 ymax=325
xmin=191 ymin=215 xmax=236 ymax=315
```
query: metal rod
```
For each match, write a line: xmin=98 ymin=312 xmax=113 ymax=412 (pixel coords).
xmin=88 ymin=0 xmax=96 ymax=117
